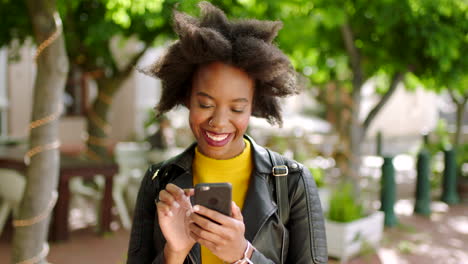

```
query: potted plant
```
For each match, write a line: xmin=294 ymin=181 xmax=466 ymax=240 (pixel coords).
xmin=325 ymin=183 xmax=384 ymax=261
xmin=309 ymin=166 xmax=329 ymax=212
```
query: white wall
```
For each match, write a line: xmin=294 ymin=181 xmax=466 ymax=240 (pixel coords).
xmin=0 ymin=47 xmax=9 ymax=136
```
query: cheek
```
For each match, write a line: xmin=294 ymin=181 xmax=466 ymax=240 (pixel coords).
xmin=188 ymin=111 xmax=204 ymax=134
xmin=235 ymin=115 xmax=250 ymax=133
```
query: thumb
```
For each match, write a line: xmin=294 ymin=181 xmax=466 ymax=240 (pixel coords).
xmin=231 ymin=201 xmax=243 ymax=221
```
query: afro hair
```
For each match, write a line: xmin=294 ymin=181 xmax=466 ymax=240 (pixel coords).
xmin=142 ymin=1 xmax=299 ymax=125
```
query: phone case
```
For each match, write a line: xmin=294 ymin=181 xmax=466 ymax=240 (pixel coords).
xmin=194 ymin=182 xmax=232 ymax=216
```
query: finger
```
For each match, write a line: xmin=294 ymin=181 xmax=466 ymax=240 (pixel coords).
xmin=156 ymin=201 xmax=174 ymax=217
xmin=231 ymin=201 xmax=243 ymax=221
xmin=190 ymin=211 xmax=224 ymax=234
xmin=193 ymin=205 xmax=230 ymax=225
xmin=189 ymin=229 xmax=219 ymax=253
xmin=158 ymin=190 xmax=180 ymax=209
xmin=184 ymin=188 xmax=195 ymax=197
xmin=188 ymin=222 xmax=224 ymax=244
xmin=166 ymin=183 xmax=185 ymax=200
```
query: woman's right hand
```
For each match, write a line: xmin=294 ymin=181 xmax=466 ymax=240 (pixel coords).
xmin=156 ymin=183 xmax=195 ymax=254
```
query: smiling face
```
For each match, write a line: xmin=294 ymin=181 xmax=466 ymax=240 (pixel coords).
xmin=188 ymin=62 xmax=254 ymax=160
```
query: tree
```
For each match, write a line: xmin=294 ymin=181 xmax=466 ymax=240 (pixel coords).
xmin=2 ymin=0 xmax=200 ymax=160
xmin=255 ymin=0 xmax=468 ymax=181
xmin=57 ymin=0 xmax=177 ymax=160
xmin=9 ymin=0 xmax=69 ymax=263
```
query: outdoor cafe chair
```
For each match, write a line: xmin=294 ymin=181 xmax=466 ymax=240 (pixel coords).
xmin=0 ymin=168 xmax=26 ymax=237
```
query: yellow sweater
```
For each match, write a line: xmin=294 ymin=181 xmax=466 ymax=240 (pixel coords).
xmin=193 ymin=139 xmax=253 ymax=264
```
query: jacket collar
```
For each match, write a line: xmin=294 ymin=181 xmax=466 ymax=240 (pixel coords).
xmin=164 ymin=135 xmax=277 ymax=242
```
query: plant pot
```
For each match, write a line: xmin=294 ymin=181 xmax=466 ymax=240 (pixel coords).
xmin=325 ymin=211 xmax=384 ymax=261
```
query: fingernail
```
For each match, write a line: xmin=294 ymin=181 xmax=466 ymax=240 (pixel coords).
xmin=193 ymin=205 xmax=200 ymax=212
xmin=173 ymin=202 xmax=180 ymax=208
xmin=167 ymin=211 xmax=173 ymax=217
xmin=186 ymin=210 xmax=191 ymax=217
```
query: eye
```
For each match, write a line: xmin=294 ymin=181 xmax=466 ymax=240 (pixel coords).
xmin=232 ymin=109 xmax=244 ymax=113
xmin=199 ymin=104 xmax=212 ymax=109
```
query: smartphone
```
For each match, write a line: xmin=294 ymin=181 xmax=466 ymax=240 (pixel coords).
xmin=194 ymin=182 xmax=232 ymax=217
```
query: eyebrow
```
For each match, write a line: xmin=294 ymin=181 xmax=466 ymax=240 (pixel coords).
xmin=196 ymin=92 xmax=249 ymax=103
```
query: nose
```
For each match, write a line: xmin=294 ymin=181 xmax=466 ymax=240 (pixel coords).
xmin=209 ymin=108 xmax=229 ymax=129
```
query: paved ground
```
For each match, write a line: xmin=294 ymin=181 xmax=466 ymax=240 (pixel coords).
xmin=1 ymin=170 xmax=467 ymax=264
xmin=2 ymin=200 xmax=466 ymax=264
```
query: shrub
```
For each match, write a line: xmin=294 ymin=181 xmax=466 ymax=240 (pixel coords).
xmin=327 ymin=183 xmax=364 ymax=222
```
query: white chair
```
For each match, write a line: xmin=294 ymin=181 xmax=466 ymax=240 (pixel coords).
xmin=113 ymin=142 xmax=150 ymax=229
xmin=0 ymin=169 xmax=26 ymax=237
xmin=69 ymin=175 xmax=104 ymax=231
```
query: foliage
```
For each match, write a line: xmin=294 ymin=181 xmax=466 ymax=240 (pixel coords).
xmin=309 ymin=167 xmax=325 ymax=188
xmin=426 ymin=119 xmax=452 ymax=154
xmin=1 ymin=0 xmax=467 ymax=161
xmin=327 ymin=182 xmax=364 ymax=222
xmin=0 ymin=0 xmax=31 ymax=47
xmin=397 ymin=240 xmax=417 ymax=254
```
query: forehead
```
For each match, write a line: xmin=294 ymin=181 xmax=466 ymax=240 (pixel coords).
xmin=192 ymin=62 xmax=254 ymax=99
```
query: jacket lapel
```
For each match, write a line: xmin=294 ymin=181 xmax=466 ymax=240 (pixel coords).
xmin=242 ymin=136 xmax=279 ymax=242
xmin=171 ymin=171 xmax=193 ymax=189
xmin=242 ymin=170 xmax=277 ymax=242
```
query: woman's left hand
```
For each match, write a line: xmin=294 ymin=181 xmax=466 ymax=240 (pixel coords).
xmin=188 ymin=201 xmax=249 ymax=263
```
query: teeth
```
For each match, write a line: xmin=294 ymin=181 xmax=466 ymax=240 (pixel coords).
xmin=206 ymin=131 xmax=229 ymax=141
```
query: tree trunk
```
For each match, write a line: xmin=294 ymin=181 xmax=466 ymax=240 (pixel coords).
xmin=12 ymin=1 xmax=68 ymax=263
xmin=348 ymin=72 xmax=364 ymax=181
xmin=84 ymin=47 xmax=147 ymax=161
xmin=85 ymin=77 xmax=121 ymax=160
xmin=341 ymin=23 xmax=364 ymax=181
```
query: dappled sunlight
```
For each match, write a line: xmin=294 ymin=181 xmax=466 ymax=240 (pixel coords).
xmin=378 ymin=248 xmax=410 ymax=264
xmin=393 ymin=154 xmax=415 ymax=171
xmin=394 ymin=199 xmax=414 ymax=216
xmin=416 ymin=243 xmax=468 ymax=264
xmin=431 ymin=201 xmax=449 ymax=213
xmin=447 ymin=238 xmax=464 ymax=248
xmin=447 ymin=216 xmax=468 ymax=235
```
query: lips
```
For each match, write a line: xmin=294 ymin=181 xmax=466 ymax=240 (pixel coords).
xmin=202 ymin=129 xmax=233 ymax=147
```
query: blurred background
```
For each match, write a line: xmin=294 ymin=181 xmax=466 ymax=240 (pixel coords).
xmin=0 ymin=0 xmax=467 ymax=263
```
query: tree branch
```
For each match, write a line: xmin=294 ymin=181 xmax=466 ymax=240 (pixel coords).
xmin=447 ymin=88 xmax=468 ymax=106
xmin=340 ymin=23 xmax=364 ymax=89
xmin=363 ymin=71 xmax=406 ymax=134
xmin=103 ymin=44 xmax=150 ymax=95
xmin=119 ymin=44 xmax=150 ymax=78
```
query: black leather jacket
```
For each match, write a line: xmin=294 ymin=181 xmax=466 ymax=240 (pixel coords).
xmin=127 ymin=136 xmax=327 ymax=264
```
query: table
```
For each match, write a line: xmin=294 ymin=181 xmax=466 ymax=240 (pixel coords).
xmin=0 ymin=146 xmax=117 ymax=241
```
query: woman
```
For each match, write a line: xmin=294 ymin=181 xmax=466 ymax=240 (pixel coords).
xmin=127 ymin=2 xmax=327 ymax=264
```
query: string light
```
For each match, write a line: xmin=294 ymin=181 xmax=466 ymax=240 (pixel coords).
xmin=87 ymin=108 xmax=111 ymax=134
xmin=16 ymin=243 xmax=50 ymax=264
xmin=28 ymin=104 xmax=63 ymax=131
xmin=24 ymin=140 xmax=61 ymax=166
xmin=85 ymin=148 xmax=103 ymax=161
xmin=98 ymin=91 xmax=112 ymax=105
xmin=34 ymin=13 xmax=62 ymax=61
xmin=87 ymin=135 xmax=108 ymax=147
xmin=13 ymin=191 xmax=58 ymax=227
xmin=16 ymin=11 xmax=62 ymax=264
